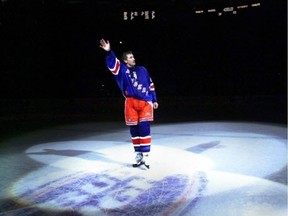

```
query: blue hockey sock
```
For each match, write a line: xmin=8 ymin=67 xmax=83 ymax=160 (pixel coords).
xmin=139 ymin=121 xmax=151 ymax=153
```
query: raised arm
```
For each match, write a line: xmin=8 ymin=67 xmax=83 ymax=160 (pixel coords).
xmin=99 ymin=39 xmax=111 ymax=52
xmin=100 ymin=39 xmax=121 ymax=75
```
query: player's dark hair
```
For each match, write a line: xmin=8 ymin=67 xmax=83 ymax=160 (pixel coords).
xmin=122 ymin=51 xmax=133 ymax=61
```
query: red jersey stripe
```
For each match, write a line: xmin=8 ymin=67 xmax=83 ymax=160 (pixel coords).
xmin=109 ymin=59 xmax=120 ymax=75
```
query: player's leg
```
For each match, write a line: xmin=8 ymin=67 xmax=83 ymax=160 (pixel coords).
xmin=139 ymin=121 xmax=151 ymax=168
xmin=138 ymin=101 xmax=154 ymax=168
xmin=130 ymin=125 xmax=143 ymax=166
xmin=125 ymin=98 xmax=143 ymax=166
xmin=139 ymin=100 xmax=153 ymax=152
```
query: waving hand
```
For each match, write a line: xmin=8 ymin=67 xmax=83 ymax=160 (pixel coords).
xmin=99 ymin=39 xmax=111 ymax=51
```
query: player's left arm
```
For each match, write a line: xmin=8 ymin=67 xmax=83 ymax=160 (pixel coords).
xmin=145 ymin=68 xmax=158 ymax=109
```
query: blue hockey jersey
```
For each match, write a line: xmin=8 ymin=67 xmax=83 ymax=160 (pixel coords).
xmin=105 ymin=50 xmax=157 ymax=102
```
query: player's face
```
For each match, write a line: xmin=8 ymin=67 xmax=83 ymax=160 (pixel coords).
xmin=124 ymin=54 xmax=136 ymax=67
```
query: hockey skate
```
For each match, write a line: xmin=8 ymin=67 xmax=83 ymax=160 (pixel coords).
xmin=132 ymin=152 xmax=143 ymax=168
xmin=142 ymin=153 xmax=150 ymax=169
xmin=132 ymin=152 xmax=150 ymax=169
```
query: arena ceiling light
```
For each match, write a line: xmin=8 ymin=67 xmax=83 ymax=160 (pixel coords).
xmin=194 ymin=0 xmax=262 ymax=15
xmin=251 ymin=2 xmax=261 ymax=7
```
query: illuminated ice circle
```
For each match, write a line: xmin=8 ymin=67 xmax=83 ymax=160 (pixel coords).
xmin=6 ymin=121 xmax=287 ymax=216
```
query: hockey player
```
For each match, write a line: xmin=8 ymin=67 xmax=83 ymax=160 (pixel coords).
xmin=99 ymin=39 xmax=159 ymax=169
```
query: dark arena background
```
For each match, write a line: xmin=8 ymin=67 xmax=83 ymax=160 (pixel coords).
xmin=0 ymin=0 xmax=287 ymax=216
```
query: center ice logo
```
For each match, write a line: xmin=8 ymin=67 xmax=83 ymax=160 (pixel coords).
xmin=10 ymin=142 xmax=211 ymax=215
xmin=14 ymin=166 xmax=207 ymax=215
